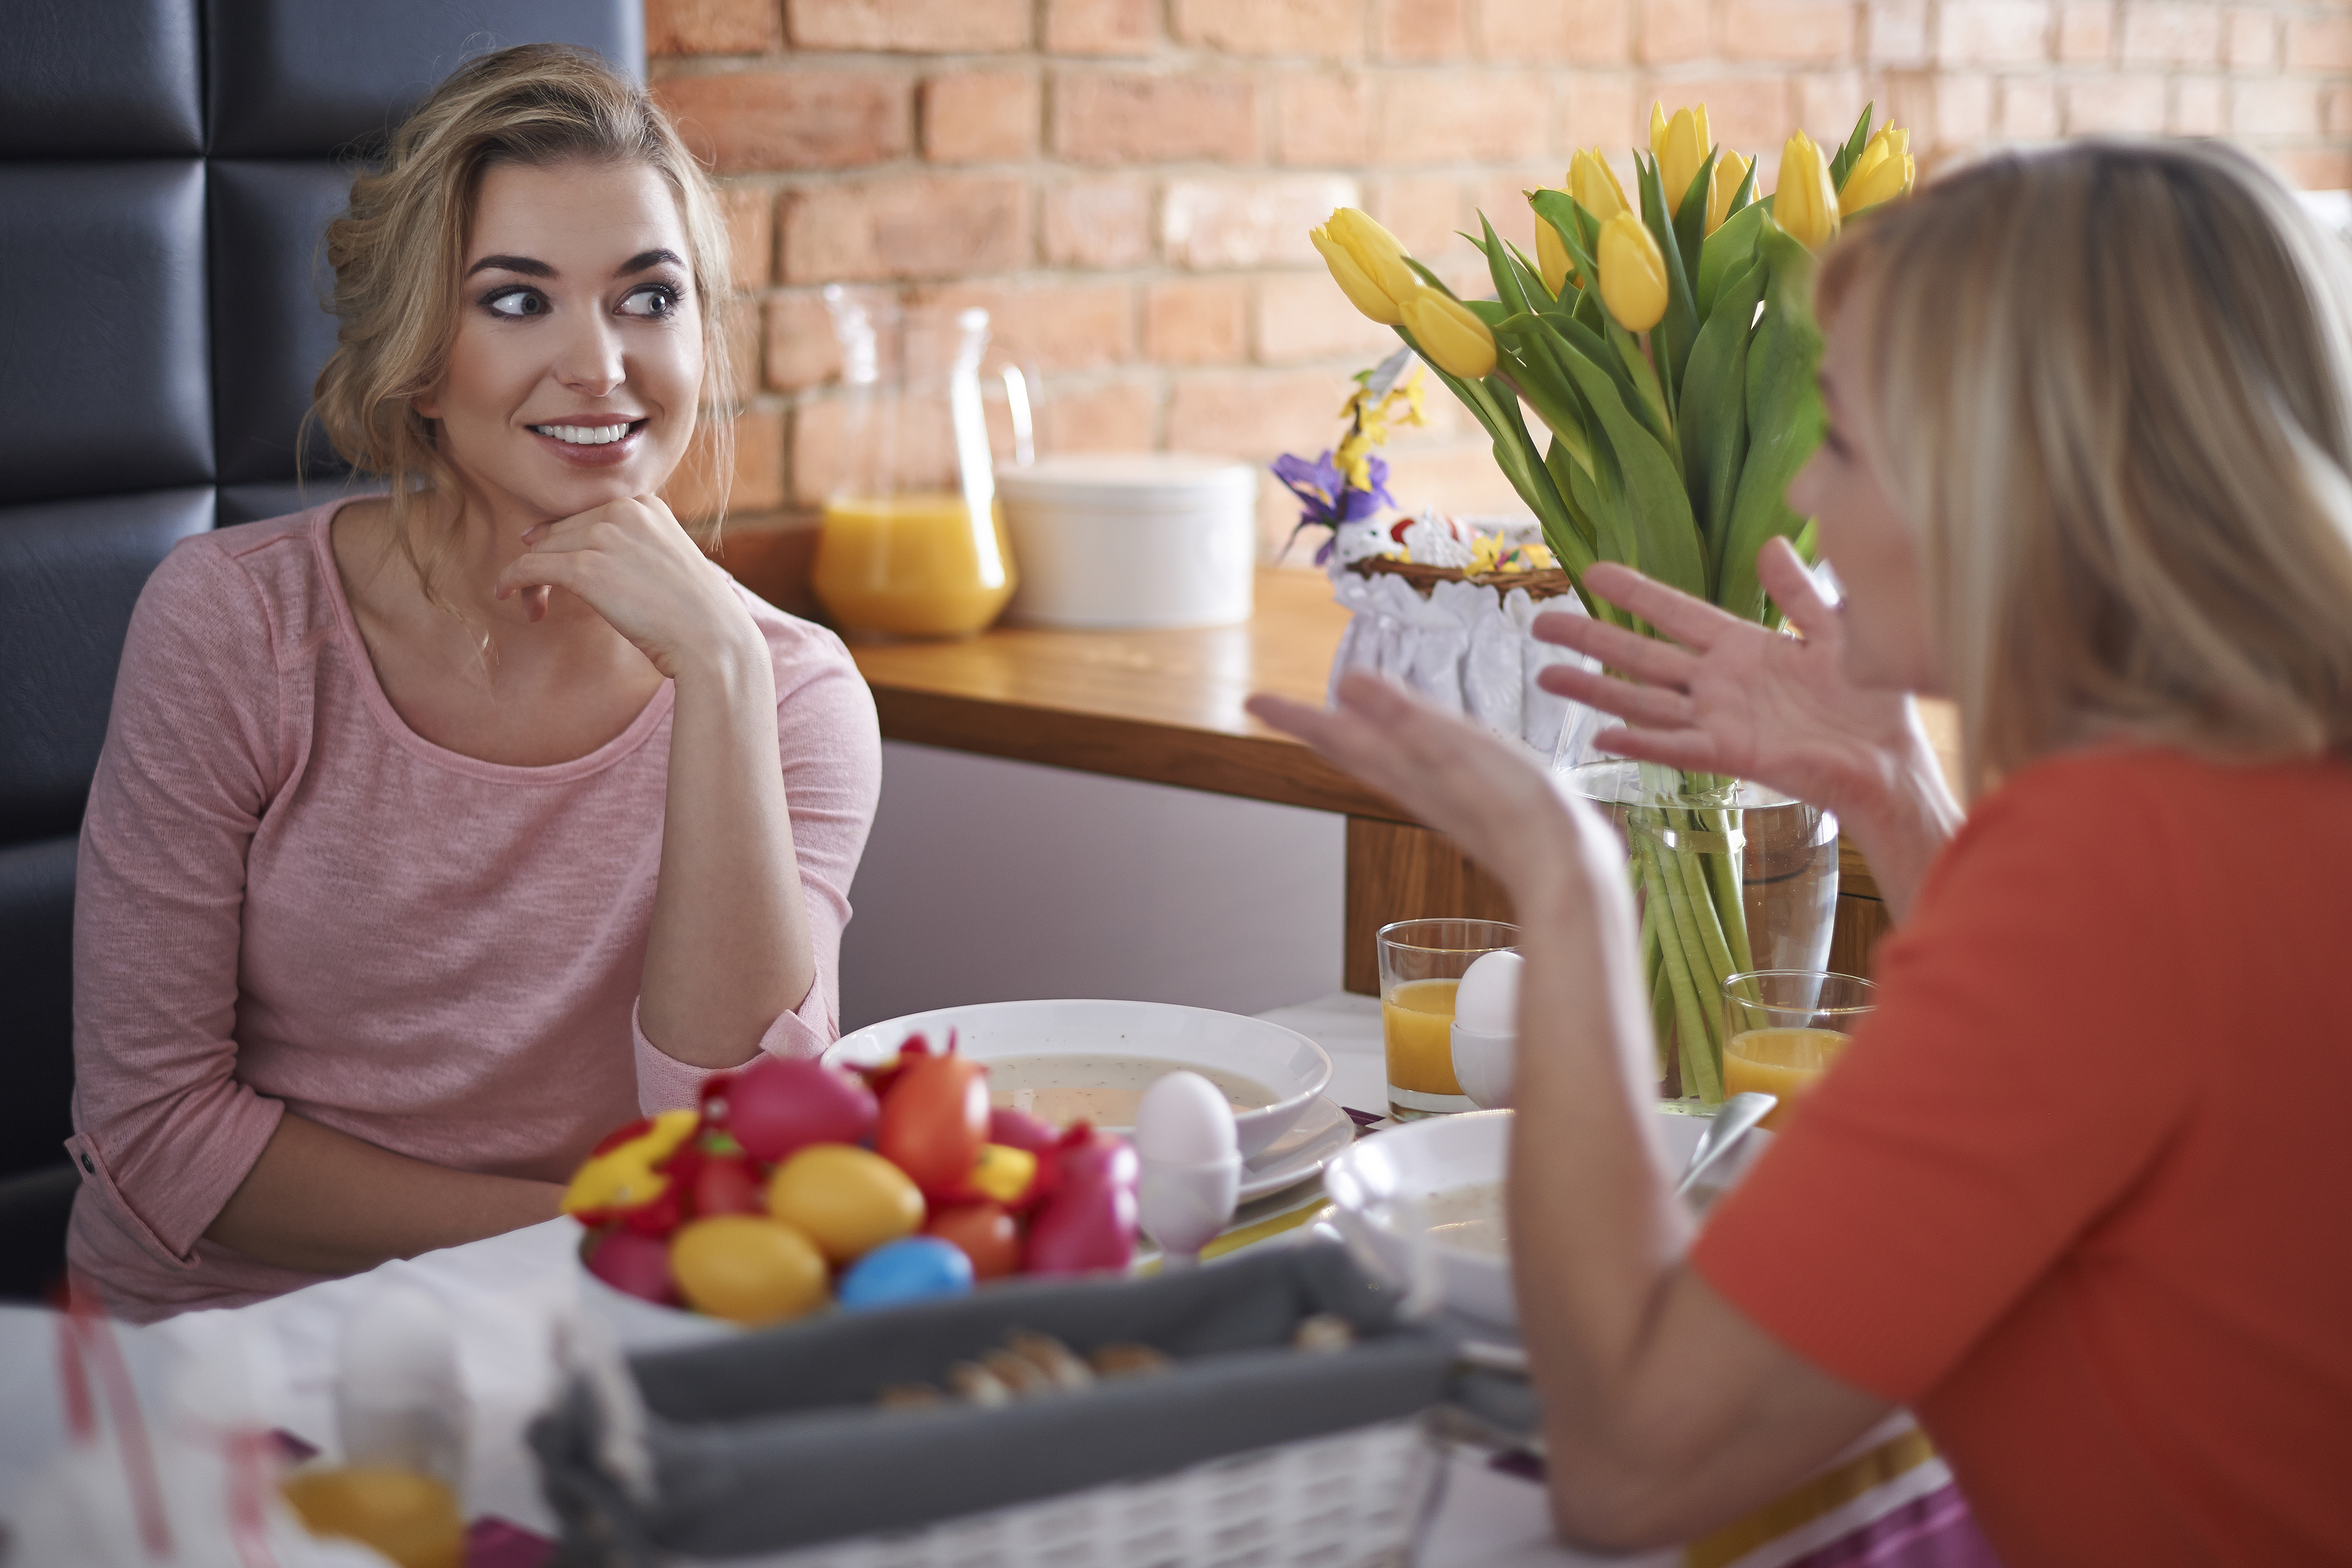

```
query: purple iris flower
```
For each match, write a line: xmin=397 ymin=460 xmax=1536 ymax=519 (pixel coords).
xmin=1272 ymin=450 xmax=1394 ymax=564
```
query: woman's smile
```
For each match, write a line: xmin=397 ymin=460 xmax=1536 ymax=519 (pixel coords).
xmin=527 ymin=415 xmax=650 ymax=467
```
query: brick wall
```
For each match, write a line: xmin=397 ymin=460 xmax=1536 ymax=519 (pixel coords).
xmin=648 ymin=0 xmax=2352 ymax=599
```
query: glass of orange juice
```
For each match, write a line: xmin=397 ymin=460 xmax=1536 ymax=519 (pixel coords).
xmin=1377 ymin=918 xmax=1518 ymax=1120
xmin=1720 ymin=970 xmax=1876 ymax=1131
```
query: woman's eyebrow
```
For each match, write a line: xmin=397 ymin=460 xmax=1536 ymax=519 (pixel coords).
xmin=466 ymin=253 xmax=552 ymax=279
xmin=616 ymin=248 xmax=685 ymax=276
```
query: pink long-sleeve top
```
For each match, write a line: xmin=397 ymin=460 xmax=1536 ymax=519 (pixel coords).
xmin=65 ymin=500 xmax=882 ymax=1321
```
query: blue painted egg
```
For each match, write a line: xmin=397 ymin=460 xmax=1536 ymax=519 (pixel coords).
xmin=837 ymin=1236 xmax=975 ymax=1311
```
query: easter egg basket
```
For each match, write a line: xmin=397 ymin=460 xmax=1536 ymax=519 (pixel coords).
xmin=531 ymin=1242 xmax=1457 ymax=1568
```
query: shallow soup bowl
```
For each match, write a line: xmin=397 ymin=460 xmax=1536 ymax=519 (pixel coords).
xmin=826 ymin=999 xmax=1333 ymax=1162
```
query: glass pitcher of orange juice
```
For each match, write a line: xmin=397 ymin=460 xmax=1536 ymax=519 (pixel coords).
xmin=812 ymin=290 xmax=1021 ymax=638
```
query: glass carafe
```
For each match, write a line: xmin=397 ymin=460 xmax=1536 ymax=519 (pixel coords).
xmin=812 ymin=290 xmax=1019 ymax=638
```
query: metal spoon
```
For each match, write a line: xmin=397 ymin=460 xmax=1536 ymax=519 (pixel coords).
xmin=1677 ymin=1093 xmax=1775 ymax=1198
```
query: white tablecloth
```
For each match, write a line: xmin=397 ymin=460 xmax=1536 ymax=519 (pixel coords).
xmin=0 ymin=994 xmax=1661 ymax=1566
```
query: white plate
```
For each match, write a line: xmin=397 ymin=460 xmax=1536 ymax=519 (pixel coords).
xmin=1238 ymin=1094 xmax=1355 ymax=1202
xmin=829 ymin=999 xmax=1334 ymax=1162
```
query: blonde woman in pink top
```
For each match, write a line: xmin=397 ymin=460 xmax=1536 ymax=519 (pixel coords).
xmin=66 ymin=46 xmax=881 ymax=1321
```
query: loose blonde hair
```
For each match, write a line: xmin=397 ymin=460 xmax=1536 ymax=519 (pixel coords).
xmin=1819 ymin=138 xmax=2352 ymax=798
xmin=310 ymin=43 xmax=735 ymax=604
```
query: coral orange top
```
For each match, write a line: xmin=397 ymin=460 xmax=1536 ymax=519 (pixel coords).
xmin=1693 ymin=748 xmax=2352 ymax=1567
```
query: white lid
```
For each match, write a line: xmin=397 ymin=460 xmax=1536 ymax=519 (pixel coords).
xmin=997 ymin=453 xmax=1257 ymax=512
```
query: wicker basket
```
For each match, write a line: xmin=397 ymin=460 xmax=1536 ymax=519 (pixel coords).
xmin=1347 ymin=557 xmax=1576 ymax=602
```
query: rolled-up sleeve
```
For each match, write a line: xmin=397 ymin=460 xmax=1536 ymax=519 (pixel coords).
xmin=70 ymin=541 xmax=291 ymax=1269
xmin=633 ymin=605 xmax=881 ymax=1114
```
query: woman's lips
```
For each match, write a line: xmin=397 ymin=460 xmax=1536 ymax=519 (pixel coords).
xmin=529 ymin=418 xmax=647 ymax=469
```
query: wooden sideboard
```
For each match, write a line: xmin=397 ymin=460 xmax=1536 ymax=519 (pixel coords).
xmin=847 ymin=567 xmax=1934 ymax=994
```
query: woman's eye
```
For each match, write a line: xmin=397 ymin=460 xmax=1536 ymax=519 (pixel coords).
xmin=620 ymin=284 xmax=680 ymax=319
xmin=484 ymin=287 xmax=547 ymax=319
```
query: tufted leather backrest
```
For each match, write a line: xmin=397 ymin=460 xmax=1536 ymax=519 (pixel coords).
xmin=0 ymin=0 xmax=643 ymax=1180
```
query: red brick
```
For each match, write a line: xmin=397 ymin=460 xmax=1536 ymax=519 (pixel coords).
xmin=2329 ymin=84 xmax=2352 ymax=138
xmin=1464 ymin=170 xmax=1549 ymax=253
xmin=2268 ymin=148 xmax=2352 ymax=191
xmin=1932 ymin=72 xmax=1994 ymax=140
xmin=648 ymin=0 xmax=783 ymax=55
xmin=1867 ymin=0 xmax=1931 ymax=63
xmin=1041 ymin=177 xmax=1158 ymax=268
xmin=2225 ymin=6 xmax=2276 ymax=67
xmin=1722 ymin=0 xmax=1856 ymax=63
xmin=2056 ymin=0 xmax=2114 ymax=59
xmin=666 ymin=407 xmax=786 ymax=521
xmin=1562 ymin=76 xmax=1641 ymax=151
xmin=1478 ymin=0 xmax=1629 ymax=63
xmin=1166 ymin=369 xmax=1353 ymax=460
xmin=1796 ymin=72 xmax=1870 ymax=141
xmin=780 ymin=175 xmax=1030 ymax=283
xmin=2122 ymin=2 xmax=2220 ymax=64
xmin=2065 ymin=74 xmax=2166 ymax=131
xmin=653 ymin=71 xmax=909 ymax=174
xmin=1379 ymin=0 xmax=1472 ymax=61
xmin=1144 ymin=278 xmax=1249 ymax=363
xmin=1370 ymin=175 xmax=1464 ymax=255
xmin=1647 ymin=75 xmax=1792 ymax=151
xmin=764 ymin=288 xmax=849 ymax=391
xmin=1276 ymin=72 xmax=1376 ymax=165
xmin=718 ymin=297 xmax=762 ymax=402
xmin=1052 ymin=72 xmax=1262 ymax=163
xmin=1041 ymin=379 xmax=1160 ymax=452
xmin=2287 ymin=14 xmax=2352 ymax=71
xmin=1044 ymin=0 xmax=1162 ymax=54
xmin=1372 ymin=72 xmax=1551 ymax=164
xmin=1163 ymin=175 xmax=1361 ymax=269
xmin=1638 ymin=0 xmax=1713 ymax=63
xmin=1377 ymin=440 xmax=1530 ymax=521
xmin=787 ymin=397 xmax=847 ymax=505
xmin=1255 ymin=270 xmax=1397 ymax=361
xmin=921 ymin=71 xmax=1040 ymax=163
xmin=1940 ymin=0 xmax=2050 ymax=64
xmin=787 ymin=0 xmax=1030 ymax=51
xmin=916 ymin=280 xmax=1137 ymax=372
xmin=2000 ymin=77 xmax=2062 ymax=136
xmin=2231 ymin=76 xmax=2322 ymax=135
xmin=716 ymin=182 xmax=773 ymax=289
xmin=1174 ymin=0 xmax=1366 ymax=56
xmin=2169 ymin=74 xmax=2225 ymax=132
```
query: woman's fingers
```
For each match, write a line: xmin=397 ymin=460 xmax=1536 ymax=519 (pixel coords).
xmin=1535 ymin=614 xmax=1701 ymax=689
xmin=1536 ymin=661 xmax=1697 ymax=728
xmin=1581 ymin=562 xmax=1748 ymax=653
xmin=1754 ymin=538 xmax=1839 ymax=641
xmin=1578 ymin=721 xmax=1725 ymax=774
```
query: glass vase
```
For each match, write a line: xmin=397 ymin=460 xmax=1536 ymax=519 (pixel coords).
xmin=1557 ymin=754 xmax=1838 ymax=1111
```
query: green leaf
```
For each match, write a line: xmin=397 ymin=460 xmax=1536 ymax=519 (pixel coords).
xmin=1726 ymin=155 xmax=1759 ymax=218
xmin=1491 ymin=314 xmax=1596 ymax=480
xmin=1529 ymin=190 xmax=1602 ymax=299
xmin=1717 ymin=227 xmax=1826 ymax=622
xmin=1552 ymin=338 xmax=1709 ymax=601
xmin=1504 ymin=238 xmax=1557 ymax=309
xmin=1672 ymin=147 xmax=1718 ymax=297
xmin=1608 ymin=316 xmax=1677 ymax=458
xmin=1676 ymin=258 xmax=1766 ymax=591
xmin=1828 ymin=101 xmax=1876 ymax=191
xmin=1403 ymin=256 xmax=1457 ymax=296
xmin=1634 ymin=154 xmax=1703 ymax=403
xmin=1544 ymin=434 xmax=1597 ymax=558
xmin=1474 ymin=212 xmax=1538 ymax=317
xmin=1552 ymin=312 xmax=1645 ymax=430
xmin=1695 ymin=199 xmax=1769 ymax=321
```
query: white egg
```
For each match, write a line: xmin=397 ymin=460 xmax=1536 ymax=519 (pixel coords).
xmin=1454 ymin=949 xmax=1523 ymax=1037
xmin=1134 ymin=1070 xmax=1238 ymax=1164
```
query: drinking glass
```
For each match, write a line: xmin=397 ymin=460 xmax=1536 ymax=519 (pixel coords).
xmin=1377 ymin=918 xmax=1518 ymax=1120
xmin=1720 ymin=970 xmax=1877 ymax=1131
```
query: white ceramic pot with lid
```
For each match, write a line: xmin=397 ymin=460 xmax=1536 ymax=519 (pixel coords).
xmin=995 ymin=453 xmax=1259 ymax=629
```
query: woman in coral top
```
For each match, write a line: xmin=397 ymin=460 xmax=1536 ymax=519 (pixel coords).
xmin=67 ymin=46 xmax=880 ymax=1320
xmin=1256 ymin=139 xmax=2352 ymax=1565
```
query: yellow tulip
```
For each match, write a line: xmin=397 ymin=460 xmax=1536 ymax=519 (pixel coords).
xmin=1652 ymin=102 xmax=1712 ymax=216
xmin=1310 ymin=207 xmax=1418 ymax=326
xmin=1707 ymin=150 xmax=1751 ymax=235
xmin=1839 ymin=125 xmax=1915 ymax=216
xmin=1534 ymin=210 xmax=1573 ymax=294
xmin=1399 ymin=287 xmax=1497 ymax=380
xmin=1569 ymin=146 xmax=1630 ymax=223
xmin=1773 ymin=131 xmax=1841 ymax=251
xmin=1597 ymin=211 xmax=1669 ymax=334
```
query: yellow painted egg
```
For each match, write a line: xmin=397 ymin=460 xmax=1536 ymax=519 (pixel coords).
xmin=668 ymin=1216 xmax=831 ymax=1326
xmin=281 ymin=1466 xmax=464 ymax=1568
xmin=767 ymin=1144 xmax=924 ymax=1264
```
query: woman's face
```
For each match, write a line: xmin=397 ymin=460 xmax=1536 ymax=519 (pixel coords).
xmin=414 ymin=158 xmax=702 ymax=527
xmin=1786 ymin=281 xmax=1942 ymax=695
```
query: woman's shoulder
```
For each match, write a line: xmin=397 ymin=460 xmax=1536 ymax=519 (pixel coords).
xmin=135 ymin=503 xmax=343 ymax=666
xmin=1966 ymin=743 xmax=2350 ymax=839
xmin=729 ymin=578 xmax=862 ymax=689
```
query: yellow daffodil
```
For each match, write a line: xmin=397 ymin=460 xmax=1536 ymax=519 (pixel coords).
xmin=1570 ymin=146 xmax=1630 ymax=223
xmin=1535 ymin=211 xmax=1573 ymax=294
xmin=1651 ymin=102 xmax=1712 ymax=216
xmin=1839 ymin=124 xmax=1914 ymax=216
xmin=1707 ymin=149 xmax=1751 ymax=235
xmin=1597 ymin=211 xmax=1669 ymax=334
xmin=1310 ymin=208 xmax=1417 ymax=326
xmin=1399 ymin=287 xmax=1497 ymax=380
xmin=1773 ymin=131 xmax=1841 ymax=251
